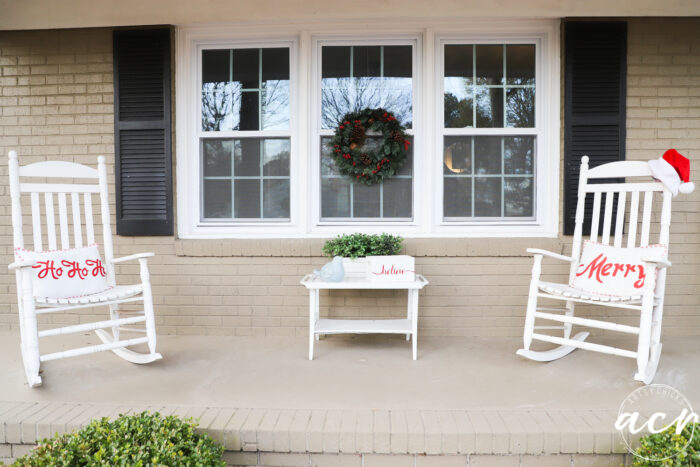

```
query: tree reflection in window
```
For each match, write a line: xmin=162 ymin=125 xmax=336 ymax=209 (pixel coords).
xmin=201 ymin=48 xmax=290 ymax=131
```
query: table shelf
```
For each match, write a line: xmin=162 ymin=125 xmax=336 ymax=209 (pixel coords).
xmin=315 ymin=318 xmax=412 ymax=335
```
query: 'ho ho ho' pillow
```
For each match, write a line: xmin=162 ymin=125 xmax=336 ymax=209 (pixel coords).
xmin=14 ymin=244 xmax=110 ymax=299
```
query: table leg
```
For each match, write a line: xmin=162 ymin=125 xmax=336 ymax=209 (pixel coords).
xmin=315 ymin=292 xmax=320 ymax=341
xmin=412 ymin=289 xmax=419 ymax=361
xmin=406 ymin=289 xmax=413 ymax=340
xmin=309 ymin=289 xmax=316 ymax=360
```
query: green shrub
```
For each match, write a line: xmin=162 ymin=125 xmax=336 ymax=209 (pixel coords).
xmin=631 ymin=422 xmax=700 ymax=466
xmin=10 ymin=411 xmax=224 ymax=466
xmin=322 ymin=233 xmax=404 ymax=259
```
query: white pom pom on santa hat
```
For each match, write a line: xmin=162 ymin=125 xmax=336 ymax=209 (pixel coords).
xmin=648 ymin=149 xmax=694 ymax=197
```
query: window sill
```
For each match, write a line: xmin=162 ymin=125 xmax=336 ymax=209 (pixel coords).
xmin=174 ymin=237 xmax=564 ymax=257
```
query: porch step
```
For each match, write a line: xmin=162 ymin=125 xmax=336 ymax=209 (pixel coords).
xmin=0 ymin=400 xmax=626 ymax=457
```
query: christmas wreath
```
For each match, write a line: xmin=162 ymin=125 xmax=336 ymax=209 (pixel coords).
xmin=329 ymin=108 xmax=410 ymax=186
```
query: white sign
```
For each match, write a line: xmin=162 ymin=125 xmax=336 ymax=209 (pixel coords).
xmin=367 ymin=255 xmax=415 ymax=282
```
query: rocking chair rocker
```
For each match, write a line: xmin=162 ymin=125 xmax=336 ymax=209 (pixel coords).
xmin=517 ymin=156 xmax=692 ymax=384
xmin=8 ymin=151 xmax=161 ymax=388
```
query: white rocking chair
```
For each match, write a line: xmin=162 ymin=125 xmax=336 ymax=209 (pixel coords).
xmin=517 ymin=156 xmax=691 ymax=384
xmin=8 ymin=150 xmax=162 ymax=388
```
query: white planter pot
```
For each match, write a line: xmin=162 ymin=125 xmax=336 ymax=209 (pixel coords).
xmin=341 ymin=257 xmax=368 ymax=278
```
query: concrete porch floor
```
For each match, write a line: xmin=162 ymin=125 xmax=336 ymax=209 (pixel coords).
xmin=2 ymin=331 xmax=698 ymax=409
xmin=1 ymin=330 xmax=699 ymax=465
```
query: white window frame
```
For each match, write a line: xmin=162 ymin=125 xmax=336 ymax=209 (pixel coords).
xmin=175 ymin=20 xmax=560 ymax=239
xmin=435 ymin=34 xmax=548 ymax=233
xmin=177 ymin=30 xmax=302 ymax=238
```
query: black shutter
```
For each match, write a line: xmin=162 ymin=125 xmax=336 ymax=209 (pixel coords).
xmin=113 ymin=28 xmax=173 ymax=236
xmin=563 ymin=21 xmax=627 ymax=235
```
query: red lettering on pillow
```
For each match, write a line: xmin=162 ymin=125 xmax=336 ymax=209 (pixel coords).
xmin=576 ymin=253 xmax=647 ymax=289
xmin=61 ymin=260 xmax=88 ymax=280
xmin=86 ymin=259 xmax=106 ymax=277
xmin=33 ymin=260 xmax=63 ymax=279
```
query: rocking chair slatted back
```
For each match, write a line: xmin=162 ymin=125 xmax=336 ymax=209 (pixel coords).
xmin=569 ymin=156 xmax=672 ymax=282
xmin=8 ymin=151 xmax=116 ymax=286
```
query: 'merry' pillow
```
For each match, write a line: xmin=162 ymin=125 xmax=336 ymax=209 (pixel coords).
xmin=15 ymin=244 xmax=110 ymax=299
xmin=570 ymin=241 xmax=667 ymax=298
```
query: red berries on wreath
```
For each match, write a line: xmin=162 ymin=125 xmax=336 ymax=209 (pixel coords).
xmin=329 ymin=108 xmax=409 ymax=186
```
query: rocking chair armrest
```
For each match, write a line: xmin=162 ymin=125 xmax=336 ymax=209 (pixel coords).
xmin=642 ymin=257 xmax=672 ymax=268
xmin=8 ymin=259 xmax=38 ymax=270
xmin=111 ymin=252 xmax=155 ymax=264
xmin=526 ymin=248 xmax=574 ymax=263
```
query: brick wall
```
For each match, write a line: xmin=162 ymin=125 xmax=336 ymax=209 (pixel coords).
xmin=0 ymin=19 xmax=698 ymax=339
xmin=619 ymin=18 xmax=700 ymax=334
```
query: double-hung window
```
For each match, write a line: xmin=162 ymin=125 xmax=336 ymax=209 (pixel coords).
xmin=200 ymin=45 xmax=292 ymax=222
xmin=315 ymin=40 xmax=417 ymax=223
xmin=440 ymin=40 xmax=538 ymax=222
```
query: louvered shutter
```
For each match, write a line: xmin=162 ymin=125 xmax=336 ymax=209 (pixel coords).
xmin=563 ymin=22 xmax=627 ymax=235
xmin=113 ymin=28 xmax=173 ymax=236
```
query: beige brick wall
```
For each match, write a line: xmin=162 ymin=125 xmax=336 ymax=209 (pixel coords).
xmin=0 ymin=20 xmax=698 ymax=338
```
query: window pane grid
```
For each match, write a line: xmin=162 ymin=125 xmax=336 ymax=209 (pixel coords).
xmin=443 ymin=42 xmax=536 ymax=221
xmin=445 ymin=44 xmax=535 ymax=129
xmin=201 ymin=137 xmax=290 ymax=220
xmin=443 ymin=135 xmax=535 ymax=220
xmin=200 ymin=46 xmax=291 ymax=222
xmin=320 ymin=44 xmax=414 ymax=221
xmin=201 ymin=47 xmax=290 ymax=132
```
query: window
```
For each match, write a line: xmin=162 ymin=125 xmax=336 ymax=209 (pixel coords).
xmin=317 ymin=43 xmax=415 ymax=221
xmin=200 ymin=47 xmax=291 ymax=221
xmin=176 ymin=22 xmax=559 ymax=238
xmin=441 ymin=43 xmax=537 ymax=221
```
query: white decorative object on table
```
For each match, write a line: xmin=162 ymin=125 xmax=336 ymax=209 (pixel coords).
xmin=517 ymin=154 xmax=694 ymax=384
xmin=7 ymin=150 xmax=162 ymax=388
xmin=313 ymin=256 xmax=344 ymax=282
xmin=300 ymin=273 xmax=428 ymax=360
xmin=367 ymin=255 xmax=415 ymax=282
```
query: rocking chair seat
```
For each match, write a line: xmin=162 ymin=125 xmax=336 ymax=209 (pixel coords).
xmin=35 ymin=284 xmax=144 ymax=305
xmin=538 ymin=281 xmax=643 ymax=303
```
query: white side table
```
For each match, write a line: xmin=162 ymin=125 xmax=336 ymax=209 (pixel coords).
xmin=300 ymin=274 xmax=429 ymax=360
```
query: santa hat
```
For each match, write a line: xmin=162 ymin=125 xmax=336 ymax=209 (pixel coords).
xmin=648 ymin=149 xmax=695 ymax=197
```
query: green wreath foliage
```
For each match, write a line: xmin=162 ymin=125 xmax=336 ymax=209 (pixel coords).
xmin=329 ymin=108 xmax=410 ymax=186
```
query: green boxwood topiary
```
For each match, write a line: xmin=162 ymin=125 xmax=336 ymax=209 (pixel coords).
xmin=321 ymin=233 xmax=404 ymax=259
xmin=631 ymin=422 xmax=700 ymax=466
xmin=8 ymin=411 xmax=224 ymax=466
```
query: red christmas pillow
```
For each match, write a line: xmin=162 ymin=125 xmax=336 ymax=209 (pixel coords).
xmin=15 ymin=244 xmax=110 ymax=299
